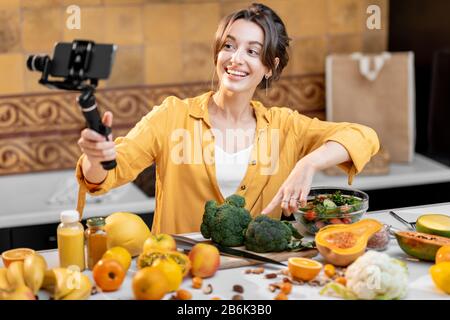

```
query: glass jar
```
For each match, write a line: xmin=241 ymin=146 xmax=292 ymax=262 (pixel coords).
xmin=85 ymin=217 xmax=108 ymax=270
xmin=367 ymin=224 xmax=391 ymax=251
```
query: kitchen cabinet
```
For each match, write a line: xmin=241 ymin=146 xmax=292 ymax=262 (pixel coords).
xmin=0 ymin=228 xmax=10 ymax=252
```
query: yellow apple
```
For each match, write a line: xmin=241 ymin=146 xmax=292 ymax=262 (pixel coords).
xmin=143 ymin=234 xmax=177 ymax=252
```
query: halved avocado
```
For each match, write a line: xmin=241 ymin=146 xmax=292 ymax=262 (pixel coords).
xmin=395 ymin=231 xmax=450 ymax=261
xmin=416 ymin=214 xmax=450 ymax=238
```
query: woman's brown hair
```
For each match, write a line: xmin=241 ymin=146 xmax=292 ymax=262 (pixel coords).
xmin=213 ymin=3 xmax=291 ymax=89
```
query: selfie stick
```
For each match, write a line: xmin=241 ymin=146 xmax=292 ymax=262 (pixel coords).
xmin=31 ymin=40 xmax=116 ymax=170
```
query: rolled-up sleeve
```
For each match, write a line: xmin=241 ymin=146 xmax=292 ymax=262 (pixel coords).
xmin=292 ymin=113 xmax=380 ymax=184
xmin=75 ymin=99 xmax=171 ymax=195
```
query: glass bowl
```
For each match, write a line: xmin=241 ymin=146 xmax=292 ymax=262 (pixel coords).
xmin=293 ymin=186 xmax=369 ymax=235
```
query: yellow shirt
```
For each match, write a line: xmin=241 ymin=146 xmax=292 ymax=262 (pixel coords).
xmin=76 ymin=91 xmax=379 ymax=234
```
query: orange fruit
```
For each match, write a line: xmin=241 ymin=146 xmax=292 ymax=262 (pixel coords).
xmin=2 ymin=248 xmax=35 ymax=268
xmin=288 ymin=257 xmax=323 ymax=281
xmin=132 ymin=267 xmax=170 ymax=300
xmin=92 ymin=259 xmax=126 ymax=292
xmin=436 ymin=245 xmax=450 ymax=264
xmin=430 ymin=261 xmax=450 ymax=294
xmin=102 ymin=247 xmax=132 ymax=272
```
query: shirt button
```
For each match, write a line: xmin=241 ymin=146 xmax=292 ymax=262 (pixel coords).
xmin=240 ymin=185 xmax=246 ymax=190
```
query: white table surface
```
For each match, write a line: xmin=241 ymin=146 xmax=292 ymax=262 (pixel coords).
xmin=17 ymin=202 xmax=450 ymax=300
xmin=313 ymin=153 xmax=450 ymax=190
xmin=0 ymin=170 xmax=154 ymax=228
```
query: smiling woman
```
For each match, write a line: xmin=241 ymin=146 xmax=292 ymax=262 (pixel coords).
xmin=75 ymin=3 xmax=380 ymax=235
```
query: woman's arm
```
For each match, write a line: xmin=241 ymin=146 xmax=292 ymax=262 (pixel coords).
xmin=262 ymin=141 xmax=350 ymax=215
xmin=262 ymin=111 xmax=380 ymax=216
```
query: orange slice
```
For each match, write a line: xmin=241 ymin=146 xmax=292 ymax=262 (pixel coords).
xmin=288 ymin=257 xmax=323 ymax=281
xmin=2 ymin=248 xmax=35 ymax=267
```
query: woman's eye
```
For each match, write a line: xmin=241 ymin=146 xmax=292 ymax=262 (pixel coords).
xmin=248 ymin=49 xmax=259 ymax=55
xmin=223 ymin=43 xmax=234 ymax=50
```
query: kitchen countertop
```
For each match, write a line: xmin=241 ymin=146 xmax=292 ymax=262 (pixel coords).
xmin=18 ymin=202 xmax=450 ymax=300
xmin=313 ymin=153 xmax=450 ymax=190
xmin=0 ymin=170 xmax=154 ymax=228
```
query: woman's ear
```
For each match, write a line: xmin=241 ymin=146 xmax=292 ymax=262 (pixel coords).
xmin=266 ymin=57 xmax=280 ymax=78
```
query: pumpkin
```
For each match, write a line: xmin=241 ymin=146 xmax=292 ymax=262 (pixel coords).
xmin=315 ymin=219 xmax=382 ymax=266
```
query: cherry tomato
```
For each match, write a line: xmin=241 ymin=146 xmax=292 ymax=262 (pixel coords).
xmin=93 ymin=259 xmax=126 ymax=292
xmin=304 ymin=210 xmax=317 ymax=221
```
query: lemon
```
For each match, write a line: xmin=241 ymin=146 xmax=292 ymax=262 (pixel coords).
xmin=430 ymin=261 xmax=450 ymax=294
xmin=102 ymin=247 xmax=132 ymax=272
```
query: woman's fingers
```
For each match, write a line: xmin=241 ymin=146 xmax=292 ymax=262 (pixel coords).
xmin=102 ymin=111 xmax=113 ymax=128
xmin=288 ymin=188 xmax=302 ymax=214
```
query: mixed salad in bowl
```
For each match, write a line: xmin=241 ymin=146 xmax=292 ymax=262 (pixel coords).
xmin=293 ymin=187 xmax=369 ymax=234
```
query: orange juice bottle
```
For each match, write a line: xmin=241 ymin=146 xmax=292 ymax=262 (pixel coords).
xmin=57 ymin=210 xmax=85 ymax=271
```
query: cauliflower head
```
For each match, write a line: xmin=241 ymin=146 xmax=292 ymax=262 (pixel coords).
xmin=321 ymin=251 xmax=409 ymax=300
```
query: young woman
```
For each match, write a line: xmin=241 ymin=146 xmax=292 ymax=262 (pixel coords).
xmin=76 ymin=3 xmax=379 ymax=234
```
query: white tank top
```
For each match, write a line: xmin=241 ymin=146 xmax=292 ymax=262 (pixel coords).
xmin=215 ymin=144 xmax=253 ymax=198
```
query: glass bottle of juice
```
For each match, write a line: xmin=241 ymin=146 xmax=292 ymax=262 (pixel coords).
xmin=57 ymin=210 xmax=85 ymax=271
xmin=85 ymin=217 xmax=107 ymax=270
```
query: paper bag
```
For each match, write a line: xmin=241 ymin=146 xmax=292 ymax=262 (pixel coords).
xmin=326 ymin=52 xmax=415 ymax=163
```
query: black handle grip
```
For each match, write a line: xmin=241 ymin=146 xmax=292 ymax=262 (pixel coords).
xmin=78 ymin=90 xmax=116 ymax=170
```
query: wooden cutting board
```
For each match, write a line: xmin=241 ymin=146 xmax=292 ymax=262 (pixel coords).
xmin=218 ymin=247 xmax=318 ymax=270
xmin=176 ymin=232 xmax=318 ymax=270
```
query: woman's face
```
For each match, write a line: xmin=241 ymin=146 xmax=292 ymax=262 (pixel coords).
xmin=216 ymin=19 xmax=270 ymax=94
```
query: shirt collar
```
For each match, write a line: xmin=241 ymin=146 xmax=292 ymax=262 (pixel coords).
xmin=188 ymin=91 xmax=270 ymax=129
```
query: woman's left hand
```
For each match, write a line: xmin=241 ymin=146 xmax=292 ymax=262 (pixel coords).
xmin=261 ymin=157 xmax=317 ymax=216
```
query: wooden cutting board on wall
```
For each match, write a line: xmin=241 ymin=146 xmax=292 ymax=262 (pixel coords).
xmin=218 ymin=248 xmax=318 ymax=270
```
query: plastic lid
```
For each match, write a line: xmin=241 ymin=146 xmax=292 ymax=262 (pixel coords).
xmin=60 ymin=210 xmax=80 ymax=223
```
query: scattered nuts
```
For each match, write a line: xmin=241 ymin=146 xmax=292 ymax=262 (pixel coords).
xmin=268 ymin=284 xmax=277 ymax=292
xmin=192 ymin=276 xmax=203 ymax=289
xmin=282 ymin=277 xmax=292 ymax=283
xmin=176 ymin=289 xmax=192 ymax=300
xmin=244 ymin=269 xmax=252 ymax=274
xmin=281 ymin=268 xmax=290 ymax=276
xmin=252 ymin=267 xmax=264 ymax=274
xmin=265 ymin=273 xmax=277 ymax=279
xmin=203 ymin=284 xmax=213 ymax=295
xmin=233 ymin=284 xmax=244 ymax=293
xmin=91 ymin=287 xmax=98 ymax=295
xmin=232 ymin=294 xmax=244 ymax=300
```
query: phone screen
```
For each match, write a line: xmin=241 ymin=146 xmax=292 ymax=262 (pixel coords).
xmin=50 ymin=42 xmax=117 ymax=79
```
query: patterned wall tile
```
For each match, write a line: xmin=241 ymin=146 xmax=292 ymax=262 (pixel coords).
xmin=0 ymin=54 xmax=24 ymax=95
xmin=22 ymin=7 xmax=63 ymax=52
xmin=107 ymin=46 xmax=145 ymax=87
xmin=104 ymin=6 xmax=143 ymax=45
xmin=0 ymin=74 xmax=324 ymax=175
xmin=143 ymin=2 xmax=183 ymax=45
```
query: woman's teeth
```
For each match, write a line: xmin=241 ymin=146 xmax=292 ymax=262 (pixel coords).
xmin=226 ymin=69 xmax=248 ymax=77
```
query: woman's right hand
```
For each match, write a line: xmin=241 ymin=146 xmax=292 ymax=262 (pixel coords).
xmin=77 ymin=111 xmax=116 ymax=165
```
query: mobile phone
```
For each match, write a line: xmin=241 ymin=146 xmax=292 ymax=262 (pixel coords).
xmin=49 ymin=42 xmax=117 ymax=79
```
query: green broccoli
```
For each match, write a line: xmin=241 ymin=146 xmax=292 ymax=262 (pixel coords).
xmin=200 ymin=194 xmax=252 ymax=247
xmin=244 ymin=215 xmax=303 ymax=253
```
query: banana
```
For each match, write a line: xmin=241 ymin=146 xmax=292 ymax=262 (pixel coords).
xmin=23 ymin=253 xmax=47 ymax=294
xmin=62 ymin=274 xmax=92 ymax=300
xmin=42 ymin=268 xmax=83 ymax=300
xmin=0 ymin=285 xmax=35 ymax=300
xmin=6 ymin=261 xmax=25 ymax=289
xmin=0 ymin=268 xmax=11 ymax=291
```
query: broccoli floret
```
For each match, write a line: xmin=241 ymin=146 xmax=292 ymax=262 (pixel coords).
xmin=200 ymin=195 xmax=252 ymax=247
xmin=244 ymin=216 xmax=303 ymax=253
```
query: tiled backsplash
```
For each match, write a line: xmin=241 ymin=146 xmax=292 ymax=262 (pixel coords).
xmin=0 ymin=0 xmax=388 ymax=95
xmin=0 ymin=0 xmax=388 ymax=177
